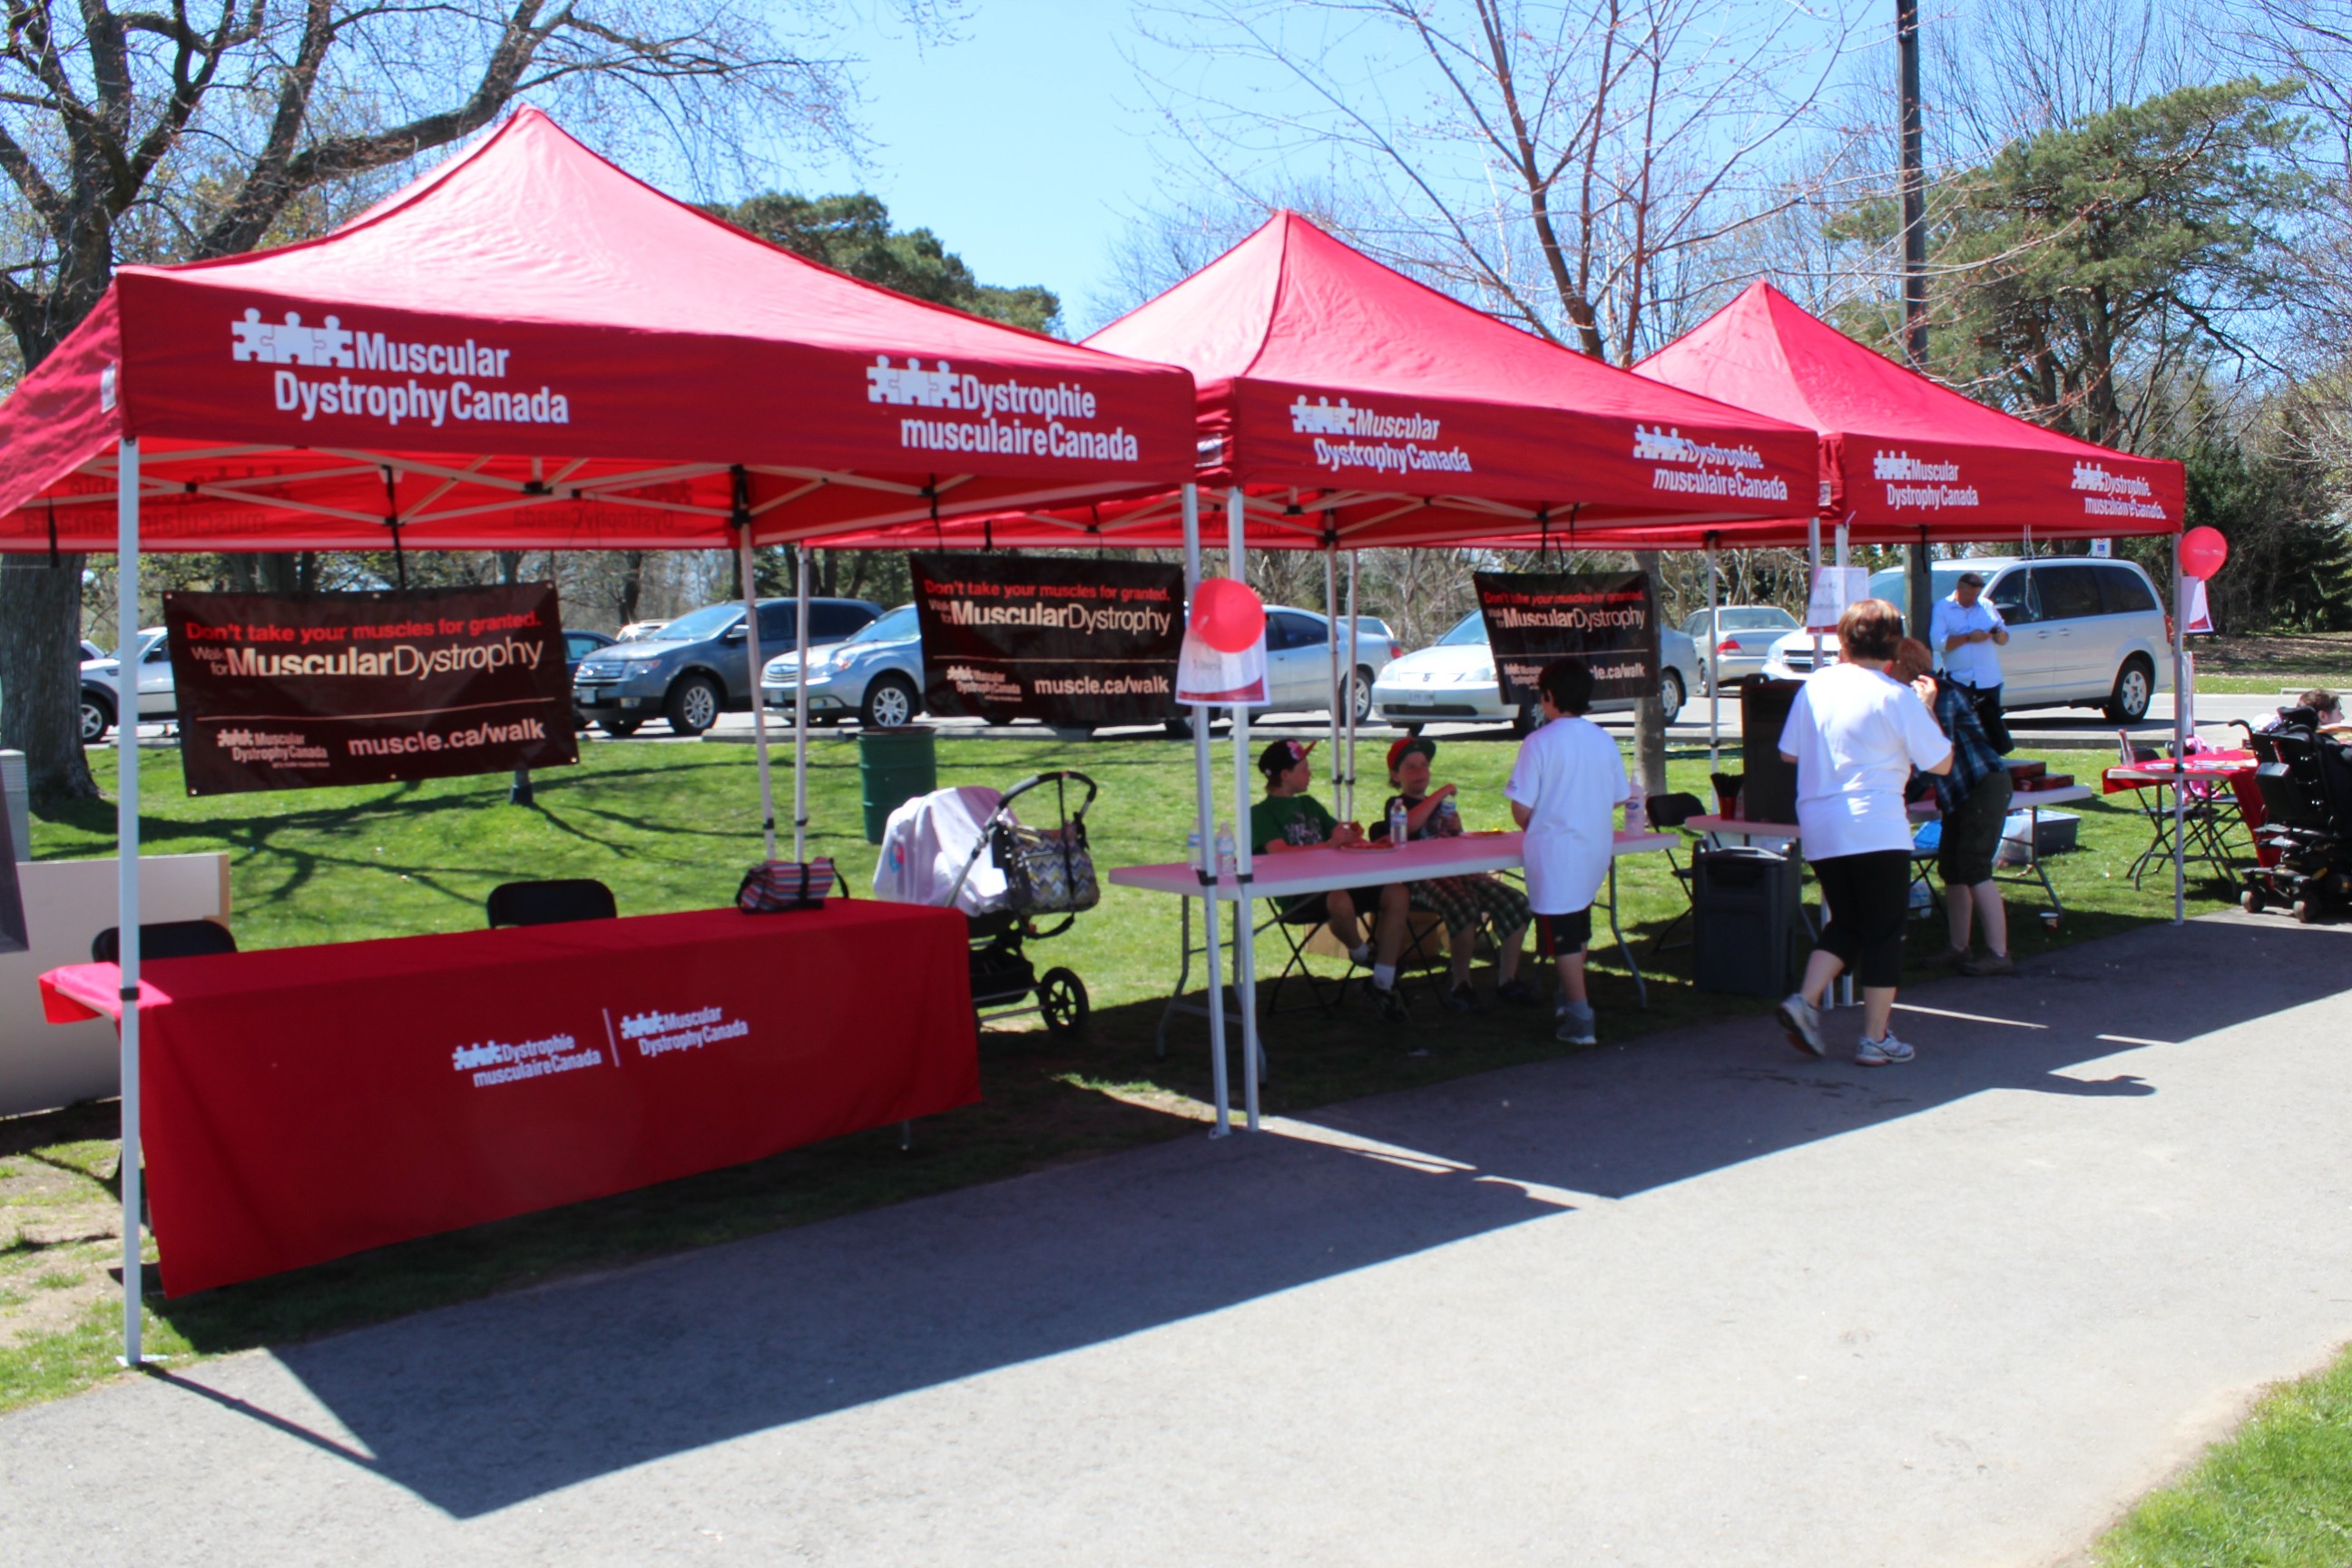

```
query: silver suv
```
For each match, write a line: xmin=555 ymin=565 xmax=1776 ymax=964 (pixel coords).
xmin=762 ymin=603 xmax=926 ymax=729
xmin=1759 ymin=556 xmax=2171 ymax=721
xmin=573 ymin=597 xmax=879 ymax=737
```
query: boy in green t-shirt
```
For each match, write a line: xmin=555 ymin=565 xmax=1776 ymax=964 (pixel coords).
xmin=1252 ymin=739 xmax=1414 ymax=1022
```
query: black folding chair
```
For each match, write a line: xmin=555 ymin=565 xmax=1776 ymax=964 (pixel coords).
xmin=92 ymin=919 xmax=237 ymax=964
xmin=486 ymin=878 xmax=618 ymax=928
xmin=1642 ymin=792 xmax=1708 ymax=960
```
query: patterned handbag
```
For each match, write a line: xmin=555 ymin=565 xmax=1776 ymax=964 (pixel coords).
xmin=991 ymin=821 xmax=1099 ymax=916
xmin=736 ymin=858 xmax=842 ymax=913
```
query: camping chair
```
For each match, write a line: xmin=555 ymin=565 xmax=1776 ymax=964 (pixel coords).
xmin=486 ymin=878 xmax=618 ymax=928
xmin=1261 ymin=887 xmax=1450 ymax=1015
xmin=91 ymin=919 xmax=237 ymax=964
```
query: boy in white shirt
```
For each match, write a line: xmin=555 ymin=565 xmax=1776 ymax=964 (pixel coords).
xmin=1506 ymin=659 xmax=1634 ymax=1046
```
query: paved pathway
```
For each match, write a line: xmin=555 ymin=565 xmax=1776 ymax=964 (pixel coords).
xmin=7 ymin=911 xmax=2351 ymax=1566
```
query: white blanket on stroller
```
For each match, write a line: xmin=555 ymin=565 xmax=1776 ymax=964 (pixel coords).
xmin=871 ymin=786 xmax=1012 ymax=914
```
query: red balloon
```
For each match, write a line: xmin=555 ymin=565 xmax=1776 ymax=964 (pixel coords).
xmin=2180 ymin=525 xmax=2230 ymax=579
xmin=1191 ymin=577 xmax=1266 ymax=654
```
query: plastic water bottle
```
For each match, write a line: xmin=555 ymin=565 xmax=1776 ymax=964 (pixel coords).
xmin=1388 ymin=799 xmax=1409 ymax=848
xmin=1187 ymin=826 xmax=1203 ymax=869
xmin=1624 ymin=795 xmax=1646 ymax=834
xmin=1214 ymin=820 xmax=1237 ymax=879
xmin=1437 ymin=796 xmax=1458 ymax=830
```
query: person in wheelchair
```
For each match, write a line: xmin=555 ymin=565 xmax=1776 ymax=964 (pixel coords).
xmin=2269 ymin=690 xmax=2352 ymax=736
xmin=1377 ymin=735 xmax=1538 ymax=1013
xmin=1251 ymin=738 xmax=1415 ymax=1022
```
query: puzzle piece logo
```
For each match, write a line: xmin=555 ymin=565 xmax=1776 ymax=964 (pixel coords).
xmin=1289 ymin=395 xmax=1357 ymax=436
xmin=230 ymin=309 xmax=356 ymax=368
xmin=1632 ymin=424 xmax=1694 ymax=464
xmin=866 ymin=356 xmax=963 ymax=408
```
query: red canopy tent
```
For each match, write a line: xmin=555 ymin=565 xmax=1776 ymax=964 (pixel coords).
xmin=0 ymin=106 xmax=1201 ymax=1367
xmin=825 ymin=211 xmax=1820 ymax=552
xmin=0 ymin=107 xmax=1196 ymax=552
xmin=816 ymin=213 xmax=1826 ymax=1137
xmin=1631 ymin=281 xmax=2185 ymax=546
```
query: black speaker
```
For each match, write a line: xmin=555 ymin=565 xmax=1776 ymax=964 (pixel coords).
xmin=1740 ymin=679 xmax=1804 ymax=828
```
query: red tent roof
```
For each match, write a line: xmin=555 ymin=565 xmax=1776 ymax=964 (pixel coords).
xmin=1634 ymin=281 xmax=2183 ymax=544
xmin=825 ymin=212 xmax=1819 ymax=551
xmin=0 ymin=109 xmax=1197 ymax=553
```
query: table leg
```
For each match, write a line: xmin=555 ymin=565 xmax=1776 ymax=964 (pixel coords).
xmin=1604 ymin=858 xmax=1648 ymax=1010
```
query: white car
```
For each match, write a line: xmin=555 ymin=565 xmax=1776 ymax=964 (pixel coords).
xmin=1683 ymin=604 xmax=1799 ymax=691
xmin=1374 ymin=611 xmax=1698 ymax=734
xmin=80 ymin=627 xmax=173 ymax=742
xmin=1758 ymin=556 xmax=2171 ymax=720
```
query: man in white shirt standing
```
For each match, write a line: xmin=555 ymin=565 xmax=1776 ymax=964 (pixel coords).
xmin=1506 ymin=659 xmax=1634 ymax=1047
xmin=1929 ymin=569 xmax=2011 ymax=752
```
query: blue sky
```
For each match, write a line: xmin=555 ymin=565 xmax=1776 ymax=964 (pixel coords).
xmin=788 ymin=2 xmax=1169 ymax=332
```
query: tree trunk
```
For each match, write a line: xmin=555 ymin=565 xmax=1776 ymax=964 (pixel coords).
xmin=1631 ymin=549 xmax=1669 ymax=799
xmin=0 ymin=555 xmax=103 ymax=805
xmin=497 ymin=551 xmax=523 ymax=587
xmin=618 ymin=553 xmax=645 ymax=625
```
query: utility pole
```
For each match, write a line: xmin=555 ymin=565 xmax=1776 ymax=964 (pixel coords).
xmin=1899 ymin=0 xmax=1936 ymax=642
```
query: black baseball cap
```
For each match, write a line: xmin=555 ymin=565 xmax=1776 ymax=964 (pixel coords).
xmin=1256 ymin=738 xmax=1318 ymax=777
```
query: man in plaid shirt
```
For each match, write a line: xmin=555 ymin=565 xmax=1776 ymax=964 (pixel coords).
xmin=1900 ymin=636 xmax=2014 ymax=975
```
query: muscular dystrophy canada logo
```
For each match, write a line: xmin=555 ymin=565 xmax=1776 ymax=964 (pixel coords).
xmin=1289 ymin=394 xmax=1472 ymax=477
xmin=231 ymin=308 xmax=572 ymax=428
xmin=618 ymin=1004 xmax=751 ymax=1058
xmin=868 ymin=356 xmax=1142 ymax=462
xmin=1635 ymin=426 xmax=1789 ymax=502
xmin=1871 ymin=448 xmax=1980 ymax=511
xmin=2072 ymin=461 xmax=2168 ymax=520
xmin=452 ymin=1031 xmax=604 ymax=1089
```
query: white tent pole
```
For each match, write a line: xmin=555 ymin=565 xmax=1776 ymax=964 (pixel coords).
xmin=1228 ymin=485 xmax=1262 ymax=1131
xmin=1706 ymin=539 xmax=1720 ymax=772
xmin=2172 ymin=531 xmax=2187 ymax=926
xmin=115 ymin=436 xmax=143 ymax=1367
xmin=1343 ymin=552 xmax=1360 ymax=822
xmin=1181 ymin=485 xmax=1230 ymax=1136
xmin=1324 ymin=543 xmax=1342 ymax=804
xmin=1835 ymin=520 xmax=1848 ymax=573
xmin=793 ymin=547 xmax=812 ymax=863
xmin=1808 ymin=515 xmax=1823 ymax=671
xmin=735 ymin=525 xmax=778 ymax=863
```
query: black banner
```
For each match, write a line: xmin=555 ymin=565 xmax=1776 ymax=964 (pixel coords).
xmin=912 ymin=554 xmax=1183 ymax=728
xmin=1474 ymin=570 xmax=1660 ymax=705
xmin=0 ymin=765 xmax=23 ymax=956
xmin=164 ymin=584 xmax=578 ymax=796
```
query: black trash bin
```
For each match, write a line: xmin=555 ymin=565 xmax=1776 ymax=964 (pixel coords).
xmin=1693 ymin=845 xmax=1801 ymax=995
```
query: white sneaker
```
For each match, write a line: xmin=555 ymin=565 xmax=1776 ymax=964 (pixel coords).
xmin=1855 ymin=1033 xmax=1916 ymax=1066
xmin=1776 ymin=993 xmax=1826 ymax=1058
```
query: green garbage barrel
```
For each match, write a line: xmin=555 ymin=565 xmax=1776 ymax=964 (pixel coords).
xmin=859 ymin=727 xmax=937 ymax=844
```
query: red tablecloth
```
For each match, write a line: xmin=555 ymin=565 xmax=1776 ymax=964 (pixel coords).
xmin=42 ymin=902 xmax=976 ymax=1296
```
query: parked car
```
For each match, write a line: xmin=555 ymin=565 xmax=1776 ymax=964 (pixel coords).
xmin=573 ymin=598 xmax=881 ymax=736
xmin=1683 ymin=604 xmax=1799 ymax=691
xmin=80 ymin=628 xmax=173 ymax=742
xmin=761 ymin=602 xmax=1401 ymax=733
xmin=615 ymin=620 xmax=671 ymax=643
xmin=81 ymin=639 xmax=103 ymax=663
xmin=1757 ymin=556 xmax=2171 ymax=720
xmin=1373 ymin=611 xmax=1698 ymax=734
xmin=762 ymin=603 xmax=926 ymax=729
xmin=564 ymin=629 xmax=616 ymax=730
xmin=1258 ymin=606 xmax=1404 ymax=724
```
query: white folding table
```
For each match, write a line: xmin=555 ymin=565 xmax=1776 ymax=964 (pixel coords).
xmin=1110 ymin=829 xmax=1680 ymax=1054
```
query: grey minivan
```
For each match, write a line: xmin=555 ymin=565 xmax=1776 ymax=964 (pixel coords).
xmin=573 ymin=597 xmax=880 ymax=736
xmin=1760 ymin=556 xmax=2171 ymax=721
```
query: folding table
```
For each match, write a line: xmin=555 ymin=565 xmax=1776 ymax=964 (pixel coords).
xmin=2102 ymin=755 xmax=2256 ymax=887
xmin=1112 ymin=830 xmax=1678 ymax=1054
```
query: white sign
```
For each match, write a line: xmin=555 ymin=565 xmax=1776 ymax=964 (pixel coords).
xmin=2184 ymin=574 xmax=2214 ymax=636
xmin=1805 ymin=566 xmax=1869 ymax=632
xmin=1175 ymin=632 xmax=1269 ymax=707
xmin=2089 ymin=537 xmax=2112 ymax=558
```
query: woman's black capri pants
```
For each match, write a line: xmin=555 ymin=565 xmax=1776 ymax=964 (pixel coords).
xmin=1809 ymin=848 xmax=1910 ymax=989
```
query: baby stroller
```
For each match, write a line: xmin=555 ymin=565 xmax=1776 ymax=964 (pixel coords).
xmin=872 ymin=771 xmax=1101 ymax=1038
xmin=2239 ymin=710 xmax=2352 ymax=923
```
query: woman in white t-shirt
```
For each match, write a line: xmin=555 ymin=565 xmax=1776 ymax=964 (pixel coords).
xmin=1774 ymin=598 xmax=1953 ymax=1066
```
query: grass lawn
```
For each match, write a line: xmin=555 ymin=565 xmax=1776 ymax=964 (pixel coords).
xmin=2193 ymin=632 xmax=2352 ymax=690
xmin=2096 ymin=1341 xmax=2352 ymax=1566
xmin=2 ymin=726 xmax=2243 ymax=1413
